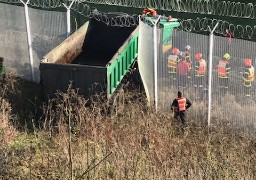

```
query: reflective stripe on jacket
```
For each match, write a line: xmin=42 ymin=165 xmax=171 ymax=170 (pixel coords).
xmin=183 ymin=50 xmax=190 ymax=62
xmin=244 ymin=66 xmax=254 ymax=82
xmin=217 ymin=60 xmax=229 ymax=77
xmin=168 ymin=55 xmax=179 ymax=68
xmin=196 ymin=59 xmax=206 ymax=76
xmin=176 ymin=97 xmax=186 ymax=111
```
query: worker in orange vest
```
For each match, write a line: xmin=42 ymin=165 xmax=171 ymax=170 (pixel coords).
xmin=217 ymin=53 xmax=231 ymax=92
xmin=142 ymin=8 xmax=157 ymax=16
xmin=194 ymin=53 xmax=207 ymax=88
xmin=167 ymin=48 xmax=180 ymax=81
xmin=243 ymin=58 xmax=254 ymax=97
xmin=171 ymin=91 xmax=192 ymax=132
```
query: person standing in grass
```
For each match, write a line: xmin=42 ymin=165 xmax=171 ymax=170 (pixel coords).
xmin=167 ymin=48 xmax=180 ymax=81
xmin=243 ymin=58 xmax=254 ymax=97
xmin=171 ymin=91 xmax=192 ymax=132
xmin=177 ymin=53 xmax=191 ymax=88
xmin=217 ymin=53 xmax=231 ymax=93
xmin=0 ymin=57 xmax=6 ymax=83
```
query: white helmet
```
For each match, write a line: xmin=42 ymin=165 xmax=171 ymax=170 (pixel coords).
xmin=185 ymin=45 xmax=191 ymax=51
xmin=179 ymin=51 xmax=185 ymax=57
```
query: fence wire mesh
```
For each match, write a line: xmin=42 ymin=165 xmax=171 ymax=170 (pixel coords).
xmin=157 ymin=29 xmax=209 ymax=123
xmin=76 ymin=0 xmax=256 ymax=20
xmin=0 ymin=3 xmax=31 ymax=80
xmin=155 ymin=27 xmax=256 ymax=134
xmin=0 ymin=3 xmax=66 ymax=82
xmin=29 ymin=7 xmax=66 ymax=82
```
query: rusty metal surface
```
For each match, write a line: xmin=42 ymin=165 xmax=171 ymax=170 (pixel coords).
xmin=41 ymin=21 xmax=89 ymax=64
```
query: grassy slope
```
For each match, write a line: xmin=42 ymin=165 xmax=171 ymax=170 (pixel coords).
xmin=0 ymin=75 xmax=255 ymax=179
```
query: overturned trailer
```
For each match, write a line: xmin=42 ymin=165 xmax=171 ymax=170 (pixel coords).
xmin=40 ymin=17 xmax=139 ymax=98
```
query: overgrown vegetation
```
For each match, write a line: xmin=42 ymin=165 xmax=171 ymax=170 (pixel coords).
xmin=0 ymin=74 xmax=255 ymax=179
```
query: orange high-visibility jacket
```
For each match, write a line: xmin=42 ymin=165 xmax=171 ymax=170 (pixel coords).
xmin=168 ymin=55 xmax=179 ymax=68
xmin=176 ymin=97 xmax=186 ymax=111
xmin=217 ymin=60 xmax=229 ymax=77
xmin=196 ymin=59 xmax=206 ymax=76
xmin=244 ymin=66 xmax=254 ymax=82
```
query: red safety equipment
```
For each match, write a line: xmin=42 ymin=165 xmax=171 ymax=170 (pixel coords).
xmin=244 ymin=59 xmax=252 ymax=67
xmin=176 ymin=97 xmax=187 ymax=111
xmin=168 ymin=55 xmax=179 ymax=72
xmin=195 ymin=53 xmax=202 ymax=60
xmin=142 ymin=8 xmax=157 ymax=16
xmin=196 ymin=59 xmax=206 ymax=76
xmin=247 ymin=67 xmax=254 ymax=82
xmin=172 ymin=48 xmax=180 ymax=55
xmin=177 ymin=60 xmax=190 ymax=75
xmin=217 ymin=60 xmax=229 ymax=77
xmin=244 ymin=66 xmax=254 ymax=83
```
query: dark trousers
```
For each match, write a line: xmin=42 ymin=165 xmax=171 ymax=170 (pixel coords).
xmin=174 ymin=111 xmax=187 ymax=125
xmin=194 ymin=76 xmax=205 ymax=87
xmin=219 ymin=77 xmax=228 ymax=88
xmin=174 ymin=111 xmax=187 ymax=133
xmin=178 ymin=75 xmax=188 ymax=88
xmin=244 ymin=85 xmax=252 ymax=96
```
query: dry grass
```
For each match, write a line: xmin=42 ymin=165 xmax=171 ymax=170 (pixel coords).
xmin=0 ymin=75 xmax=255 ymax=179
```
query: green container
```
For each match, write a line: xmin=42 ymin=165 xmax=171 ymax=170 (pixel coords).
xmin=144 ymin=16 xmax=180 ymax=52
xmin=159 ymin=19 xmax=180 ymax=51
xmin=107 ymin=32 xmax=139 ymax=97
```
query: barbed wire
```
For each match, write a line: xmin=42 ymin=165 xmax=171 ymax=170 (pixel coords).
xmin=69 ymin=1 xmax=256 ymax=40
xmin=72 ymin=5 xmax=256 ymax=40
xmin=178 ymin=17 xmax=256 ymax=39
xmin=0 ymin=0 xmax=64 ymax=8
xmin=1 ymin=0 xmax=256 ymax=39
xmin=78 ymin=0 xmax=256 ymax=20
xmin=1 ymin=0 xmax=256 ymax=20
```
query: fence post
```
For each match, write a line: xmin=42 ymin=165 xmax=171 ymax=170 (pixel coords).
xmin=208 ymin=22 xmax=219 ymax=127
xmin=20 ymin=0 xmax=35 ymax=82
xmin=63 ymin=0 xmax=76 ymax=38
xmin=152 ymin=16 xmax=161 ymax=111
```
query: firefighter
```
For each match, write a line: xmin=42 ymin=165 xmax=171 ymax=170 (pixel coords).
xmin=0 ymin=57 xmax=6 ymax=84
xmin=142 ymin=8 xmax=157 ymax=16
xmin=217 ymin=53 xmax=231 ymax=92
xmin=194 ymin=53 xmax=206 ymax=88
xmin=167 ymin=48 xmax=180 ymax=81
xmin=171 ymin=91 xmax=192 ymax=132
xmin=177 ymin=52 xmax=191 ymax=88
xmin=243 ymin=58 xmax=254 ymax=97
xmin=183 ymin=45 xmax=192 ymax=79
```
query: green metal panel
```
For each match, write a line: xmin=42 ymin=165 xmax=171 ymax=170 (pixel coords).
xmin=144 ymin=17 xmax=180 ymax=51
xmin=106 ymin=19 xmax=179 ymax=97
xmin=107 ymin=32 xmax=139 ymax=97
xmin=159 ymin=20 xmax=180 ymax=47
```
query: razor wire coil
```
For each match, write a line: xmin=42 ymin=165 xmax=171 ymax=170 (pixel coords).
xmin=76 ymin=0 xmax=256 ymax=20
xmin=61 ymin=1 xmax=256 ymax=40
xmin=1 ymin=0 xmax=256 ymax=39
xmin=1 ymin=0 xmax=256 ymax=20
xmin=177 ymin=17 xmax=256 ymax=39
